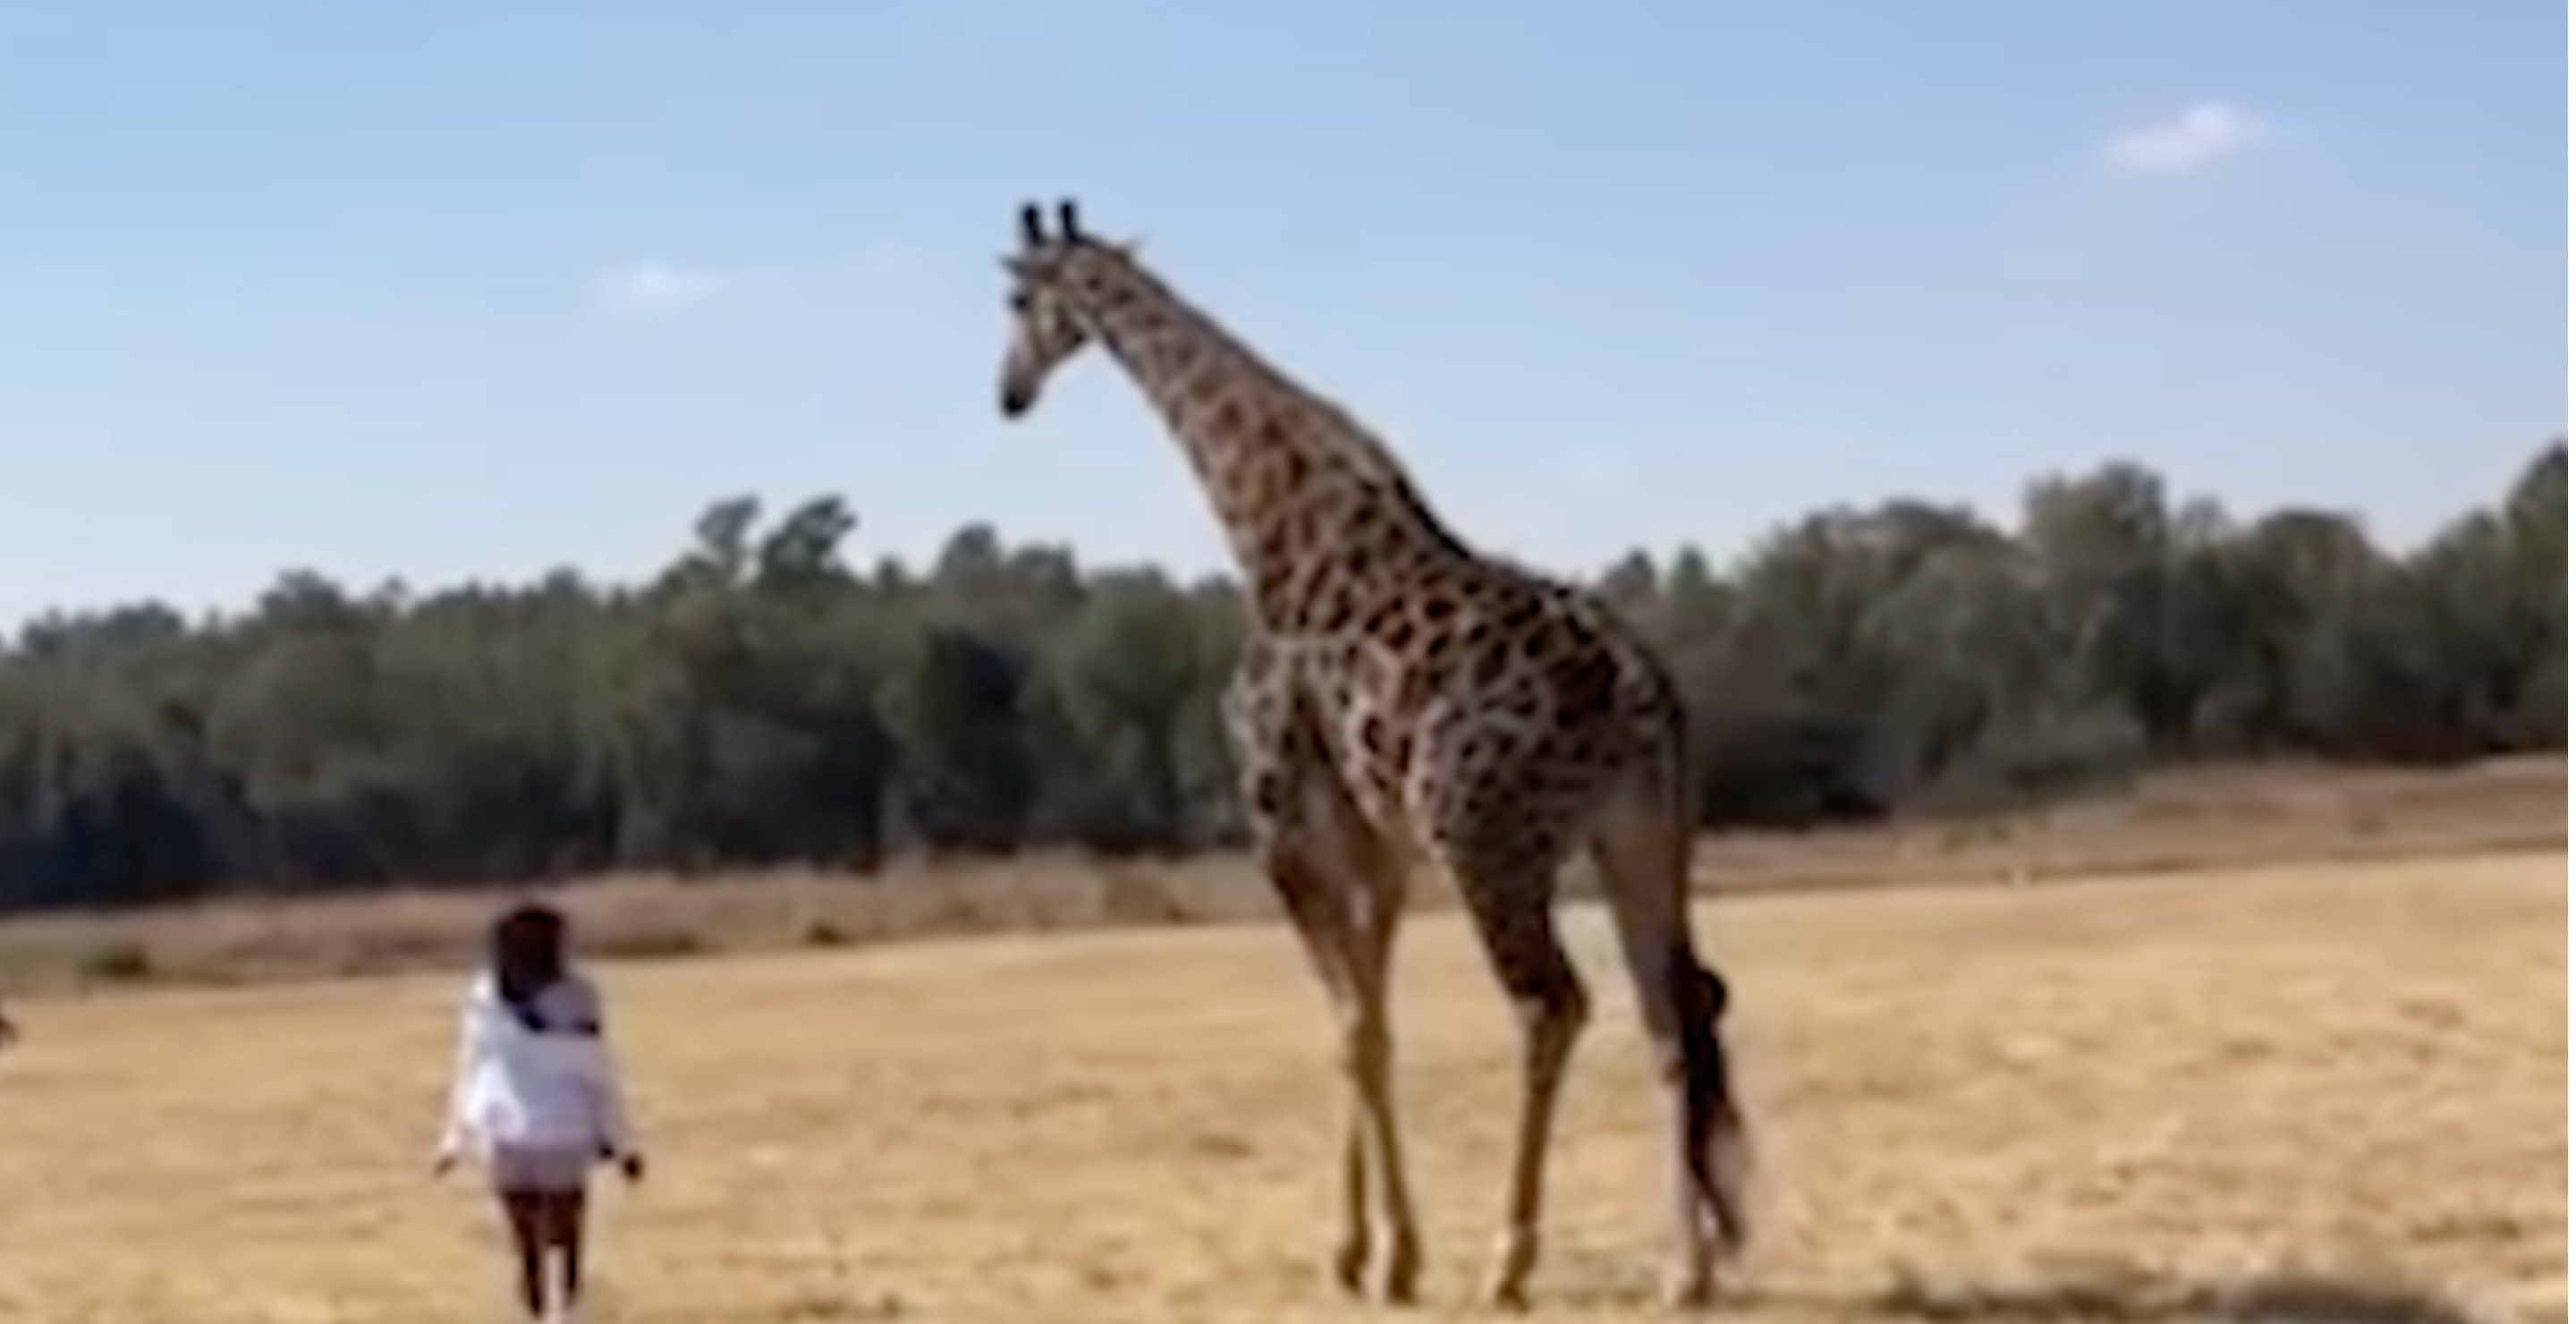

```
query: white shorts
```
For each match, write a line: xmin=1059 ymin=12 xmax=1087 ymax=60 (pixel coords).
xmin=487 ymin=1141 xmax=596 ymax=1194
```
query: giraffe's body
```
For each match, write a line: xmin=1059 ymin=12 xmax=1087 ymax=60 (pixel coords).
xmin=995 ymin=201 xmax=1750 ymax=1309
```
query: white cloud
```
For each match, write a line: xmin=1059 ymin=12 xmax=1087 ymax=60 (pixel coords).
xmin=2104 ymin=100 xmax=2271 ymax=177
xmin=592 ymin=261 xmax=749 ymax=314
xmin=590 ymin=247 xmax=917 ymax=314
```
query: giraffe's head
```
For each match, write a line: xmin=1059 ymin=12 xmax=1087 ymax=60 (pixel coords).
xmin=996 ymin=198 xmax=1110 ymax=420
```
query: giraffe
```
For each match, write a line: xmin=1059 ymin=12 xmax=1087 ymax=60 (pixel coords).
xmin=992 ymin=199 xmax=1753 ymax=1310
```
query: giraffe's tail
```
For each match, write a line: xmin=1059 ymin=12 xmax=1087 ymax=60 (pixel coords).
xmin=1593 ymin=627 xmax=1758 ymax=1259
xmin=1642 ymin=656 xmax=1754 ymax=1251
xmin=1671 ymin=955 xmax=1754 ymax=1255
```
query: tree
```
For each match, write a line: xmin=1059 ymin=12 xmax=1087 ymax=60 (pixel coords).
xmin=0 ymin=440 xmax=2559 ymax=912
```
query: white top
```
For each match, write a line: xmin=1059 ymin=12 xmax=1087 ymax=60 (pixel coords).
xmin=436 ymin=971 xmax=638 ymax=1161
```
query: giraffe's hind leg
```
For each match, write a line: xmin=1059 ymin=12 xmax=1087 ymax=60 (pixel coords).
xmin=1416 ymin=782 xmax=1591 ymax=1311
xmin=1226 ymin=651 xmax=1420 ymax=1303
xmin=1455 ymin=853 xmax=1589 ymax=1312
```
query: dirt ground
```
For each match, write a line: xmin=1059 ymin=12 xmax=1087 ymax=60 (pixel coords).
xmin=0 ymin=850 xmax=2561 ymax=1324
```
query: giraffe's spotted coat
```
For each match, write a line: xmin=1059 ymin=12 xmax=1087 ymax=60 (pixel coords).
xmin=995 ymin=199 xmax=1750 ymax=1310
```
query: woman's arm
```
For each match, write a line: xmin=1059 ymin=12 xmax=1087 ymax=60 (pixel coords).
xmin=561 ymin=975 xmax=639 ymax=1161
xmin=589 ymin=1031 xmax=640 ymax=1163
xmin=435 ymin=988 xmax=491 ymax=1163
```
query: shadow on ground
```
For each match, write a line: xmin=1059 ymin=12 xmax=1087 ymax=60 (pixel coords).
xmin=1856 ymin=1261 xmax=2502 ymax=1324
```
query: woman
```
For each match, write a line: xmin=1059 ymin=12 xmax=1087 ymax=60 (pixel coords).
xmin=433 ymin=902 xmax=645 ymax=1324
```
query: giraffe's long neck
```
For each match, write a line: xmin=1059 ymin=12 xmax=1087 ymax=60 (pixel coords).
xmin=1066 ymin=250 xmax=1467 ymax=628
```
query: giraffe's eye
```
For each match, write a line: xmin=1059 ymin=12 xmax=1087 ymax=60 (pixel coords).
xmin=1009 ymin=292 xmax=1032 ymax=314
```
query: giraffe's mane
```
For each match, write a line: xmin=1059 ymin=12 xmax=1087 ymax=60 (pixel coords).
xmin=1079 ymin=242 xmax=1470 ymax=558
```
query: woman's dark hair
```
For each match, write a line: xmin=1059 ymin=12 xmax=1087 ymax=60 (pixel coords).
xmin=487 ymin=901 xmax=569 ymax=1030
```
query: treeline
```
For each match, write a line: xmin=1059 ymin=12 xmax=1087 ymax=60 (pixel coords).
xmin=0 ymin=443 xmax=2561 ymax=913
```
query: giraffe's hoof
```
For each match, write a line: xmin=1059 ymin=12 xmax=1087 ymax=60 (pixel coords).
xmin=1377 ymin=1233 xmax=1423 ymax=1306
xmin=1659 ymin=1263 xmax=1716 ymax=1311
xmin=1328 ymin=1235 xmax=1369 ymax=1296
xmin=1479 ymin=1230 xmax=1537 ymax=1312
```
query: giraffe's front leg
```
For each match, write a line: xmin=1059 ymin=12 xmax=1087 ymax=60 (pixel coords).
xmin=1333 ymin=1103 xmax=1369 ymax=1293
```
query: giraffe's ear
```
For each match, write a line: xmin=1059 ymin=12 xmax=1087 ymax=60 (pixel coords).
xmin=1018 ymin=203 xmax=1046 ymax=249
xmin=998 ymin=255 xmax=1033 ymax=279
xmin=1056 ymin=199 xmax=1082 ymax=241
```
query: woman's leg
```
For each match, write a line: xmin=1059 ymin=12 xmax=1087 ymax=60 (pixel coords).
xmin=550 ymin=1186 xmax=590 ymax=1313
xmin=496 ymin=1190 xmax=551 ymax=1320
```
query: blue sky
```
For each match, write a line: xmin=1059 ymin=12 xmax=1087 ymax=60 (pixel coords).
xmin=0 ymin=1 xmax=2563 ymax=626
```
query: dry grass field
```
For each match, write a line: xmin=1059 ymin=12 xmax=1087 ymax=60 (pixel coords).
xmin=0 ymin=846 xmax=2561 ymax=1324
